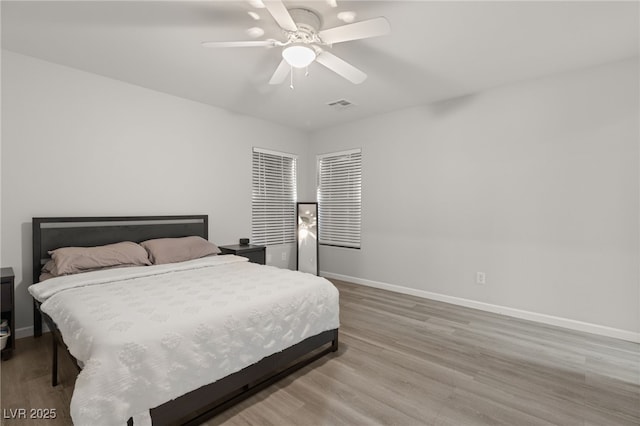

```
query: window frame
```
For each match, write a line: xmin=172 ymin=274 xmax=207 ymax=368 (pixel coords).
xmin=251 ymin=147 xmax=298 ymax=246
xmin=316 ymin=148 xmax=362 ymax=249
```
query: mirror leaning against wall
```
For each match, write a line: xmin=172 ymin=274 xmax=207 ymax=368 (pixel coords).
xmin=296 ymin=202 xmax=319 ymax=275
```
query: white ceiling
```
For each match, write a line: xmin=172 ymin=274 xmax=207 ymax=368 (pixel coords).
xmin=2 ymin=1 xmax=638 ymax=131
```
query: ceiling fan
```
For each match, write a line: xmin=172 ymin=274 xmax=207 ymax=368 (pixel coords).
xmin=201 ymin=0 xmax=391 ymax=85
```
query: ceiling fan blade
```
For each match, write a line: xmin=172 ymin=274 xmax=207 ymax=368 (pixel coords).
xmin=316 ymin=51 xmax=367 ymax=84
xmin=263 ymin=0 xmax=298 ymax=32
xmin=269 ymin=59 xmax=291 ymax=85
xmin=319 ymin=17 xmax=390 ymax=44
xmin=201 ymin=40 xmax=276 ymax=48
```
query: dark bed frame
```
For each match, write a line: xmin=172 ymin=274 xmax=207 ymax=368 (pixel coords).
xmin=32 ymin=215 xmax=339 ymax=426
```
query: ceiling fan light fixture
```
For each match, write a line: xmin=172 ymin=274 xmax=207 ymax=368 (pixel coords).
xmin=282 ymin=44 xmax=316 ymax=68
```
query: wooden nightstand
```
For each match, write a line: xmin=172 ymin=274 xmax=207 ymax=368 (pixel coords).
xmin=1 ymin=267 xmax=15 ymax=360
xmin=219 ymin=244 xmax=266 ymax=265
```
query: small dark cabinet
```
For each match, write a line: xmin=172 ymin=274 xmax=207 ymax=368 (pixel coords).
xmin=219 ymin=244 xmax=266 ymax=265
xmin=1 ymin=267 xmax=15 ymax=360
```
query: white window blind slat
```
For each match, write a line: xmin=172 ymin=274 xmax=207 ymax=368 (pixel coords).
xmin=252 ymin=148 xmax=297 ymax=246
xmin=317 ymin=149 xmax=362 ymax=249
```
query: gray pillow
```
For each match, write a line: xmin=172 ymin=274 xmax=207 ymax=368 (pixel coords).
xmin=140 ymin=236 xmax=221 ymax=265
xmin=48 ymin=241 xmax=151 ymax=276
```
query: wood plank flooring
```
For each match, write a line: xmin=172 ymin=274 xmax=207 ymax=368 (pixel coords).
xmin=1 ymin=279 xmax=638 ymax=425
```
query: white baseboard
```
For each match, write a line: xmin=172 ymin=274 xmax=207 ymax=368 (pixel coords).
xmin=15 ymin=324 xmax=49 ymax=339
xmin=322 ymin=271 xmax=640 ymax=343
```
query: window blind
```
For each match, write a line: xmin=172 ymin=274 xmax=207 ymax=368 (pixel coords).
xmin=252 ymin=148 xmax=297 ymax=246
xmin=317 ymin=149 xmax=362 ymax=249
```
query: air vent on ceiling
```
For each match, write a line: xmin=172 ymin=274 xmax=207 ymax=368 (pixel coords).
xmin=327 ymin=99 xmax=355 ymax=110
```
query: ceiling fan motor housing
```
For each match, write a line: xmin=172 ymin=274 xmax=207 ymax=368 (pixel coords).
xmin=288 ymin=8 xmax=323 ymax=45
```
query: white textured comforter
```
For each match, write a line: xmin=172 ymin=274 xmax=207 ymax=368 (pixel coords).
xmin=28 ymin=256 xmax=340 ymax=425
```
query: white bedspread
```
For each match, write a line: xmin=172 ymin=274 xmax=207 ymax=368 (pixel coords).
xmin=28 ymin=256 xmax=340 ymax=425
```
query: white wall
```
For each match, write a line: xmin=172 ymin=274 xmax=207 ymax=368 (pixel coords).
xmin=309 ymin=58 xmax=640 ymax=337
xmin=2 ymin=50 xmax=638 ymax=340
xmin=1 ymin=51 xmax=309 ymax=332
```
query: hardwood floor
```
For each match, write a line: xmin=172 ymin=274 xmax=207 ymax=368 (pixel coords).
xmin=2 ymin=279 xmax=638 ymax=425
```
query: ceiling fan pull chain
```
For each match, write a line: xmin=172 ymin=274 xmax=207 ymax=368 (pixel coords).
xmin=290 ymin=65 xmax=294 ymax=89
xmin=305 ymin=66 xmax=310 ymax=77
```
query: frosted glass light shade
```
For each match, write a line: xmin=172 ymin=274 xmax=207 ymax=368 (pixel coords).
xmin=282 ymin=45 xmax=316 ymax=68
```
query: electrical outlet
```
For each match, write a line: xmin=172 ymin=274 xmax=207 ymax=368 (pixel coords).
xmin=281 ymin=252 xmax=287 ymax=261
xmin=476 ymin=272 xmax=486 ymax=285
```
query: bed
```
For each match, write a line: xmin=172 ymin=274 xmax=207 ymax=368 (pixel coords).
xmin=30 ymin=215 xmax=339 ymax=425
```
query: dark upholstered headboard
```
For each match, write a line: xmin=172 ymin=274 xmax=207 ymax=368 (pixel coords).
xmin=32 ymin=215 xmax=208 ymax=283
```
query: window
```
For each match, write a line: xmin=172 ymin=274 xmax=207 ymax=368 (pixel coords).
xmin=317 ymin=149 xmax=362 ymax=249
xmin=252 ymin=148 xmax=297 ymax=246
